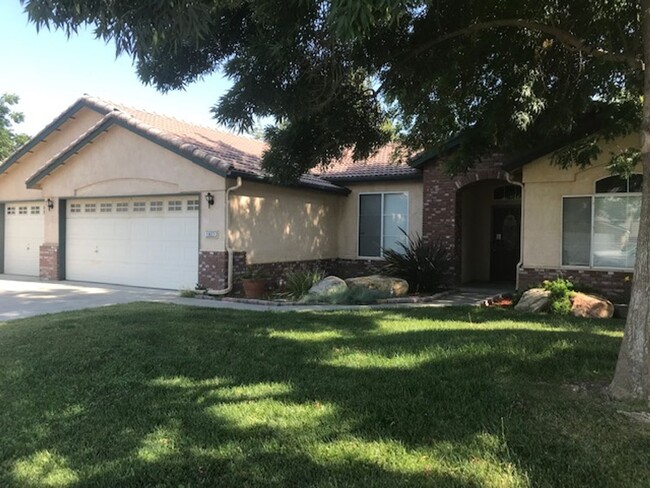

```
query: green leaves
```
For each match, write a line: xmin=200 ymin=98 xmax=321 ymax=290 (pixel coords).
xmin=0 ymin=93 xmax=29 ymax=162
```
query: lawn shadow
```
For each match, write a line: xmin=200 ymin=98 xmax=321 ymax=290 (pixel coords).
xmin=0 ymin=303 xmax=645 ymax=487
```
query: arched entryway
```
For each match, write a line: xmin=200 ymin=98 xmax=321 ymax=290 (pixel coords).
xmin=457 ymin=180 xmax=521 ymax=284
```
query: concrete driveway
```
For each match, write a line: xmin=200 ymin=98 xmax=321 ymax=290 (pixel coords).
xmin=0 ymin=275 xmax=178 ymax=321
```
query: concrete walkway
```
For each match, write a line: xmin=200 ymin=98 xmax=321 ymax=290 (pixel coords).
xmin=0 ymin=275 xmax=513 ymax=320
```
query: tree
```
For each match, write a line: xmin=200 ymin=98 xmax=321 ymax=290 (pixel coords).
xmin=0 ymin=93 xmax=29 ymax=161
xmin=20 ymin=0 xmax=650 ymax=404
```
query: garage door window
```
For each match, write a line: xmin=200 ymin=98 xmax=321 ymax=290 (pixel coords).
xmin=18 ymin=207 xmax=27 ymax=215
xmin=187 ymin=200 xmax=199 ymax=211
xmin=116 ymin=202 xmax=129 ymax=213
xmin=85 ymin=203 xmax=96 ymax=213
xmin=133 ymin=202 xmax=146 ymax=212
xmin=150 ymin=201 xmax=163 ymax=212
xmin=168 ymin=201 xmax=182 ymax=212
xmin=7 ymin=206 xmax=15 ymax=215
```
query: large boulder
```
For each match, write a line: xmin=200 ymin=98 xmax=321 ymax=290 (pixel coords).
xmin=307 ymin=276 xmax=348 ymax=297
xmin=345 ymin=275 xmax=409 ymax=297
xmin=571 ymin=292 xmax=614 ymax=319
xmin=514 ymin=288 xmax=551 ymax=313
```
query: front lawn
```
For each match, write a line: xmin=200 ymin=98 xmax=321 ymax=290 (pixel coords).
xmin=1 ymin=304 xmax=648 ymax=487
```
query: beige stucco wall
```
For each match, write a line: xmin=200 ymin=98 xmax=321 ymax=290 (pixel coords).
xmin=229 ymin=180 xmax=341 ymax=264
xmin=522 ymin=133 xmax=642 ymax=268
xmin=37 ymin=126 xmax=227 ymax=250
xmin=336 ymin=180 xmax=423 ymax=260
xmin=0 ymin=108 xmax=104 ymax=203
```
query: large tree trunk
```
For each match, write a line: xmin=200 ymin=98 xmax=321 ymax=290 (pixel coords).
xmin=609 ymin=0 xmax=650 ymax=404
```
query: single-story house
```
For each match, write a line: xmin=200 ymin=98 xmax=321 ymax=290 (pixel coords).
xmin=0 ymin=95 xmax=641 ymax=300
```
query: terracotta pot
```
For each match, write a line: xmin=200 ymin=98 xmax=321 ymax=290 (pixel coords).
xmin=242 ymin=279 xmax=268 ymax=299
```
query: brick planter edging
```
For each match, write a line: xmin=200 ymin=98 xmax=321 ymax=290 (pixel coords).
xmin=518 ymin=267 xmax=633 ymax=303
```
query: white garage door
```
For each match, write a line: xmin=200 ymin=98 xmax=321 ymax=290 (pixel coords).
xmin=4 ymin=202 xmax=45 ymax=276
xmin=66 ymin=197 xmax=199 ymax=289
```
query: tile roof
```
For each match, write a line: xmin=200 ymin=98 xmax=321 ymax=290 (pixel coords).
xmin=312 ymin=145 xmax=421 ymax=181
xmin=21 ymin=95 xmax=420 ymax=192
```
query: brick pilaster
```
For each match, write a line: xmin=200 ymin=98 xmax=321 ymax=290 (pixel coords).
xmin=39 ymin=244 xmax=61 ymax=281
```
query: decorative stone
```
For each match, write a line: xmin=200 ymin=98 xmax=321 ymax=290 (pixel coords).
xmin=307 ymin=276 xmax=348 ymax=297
xmin=345 ymin=275 xmax=409 ymax=297
xmin=571 ymin=292 xmax=614 ymax=319
xmin=514 ymin=288 xmax=551 ymax=313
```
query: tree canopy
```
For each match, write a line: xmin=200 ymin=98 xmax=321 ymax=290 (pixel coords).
xmin=22 ymin=0 xmax=644 ymax=178
xmin=0 ymin=93 xmax=29 ymax=161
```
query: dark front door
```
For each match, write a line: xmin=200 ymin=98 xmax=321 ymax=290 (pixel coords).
xmin=490 ymin=206 xmax=521 ymax=282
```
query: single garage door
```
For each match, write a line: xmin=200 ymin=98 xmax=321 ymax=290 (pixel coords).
xmin=4 ymin=202 xmax=45 ymax=276
xmin=66 ymin=196 xmax=200 ymax=289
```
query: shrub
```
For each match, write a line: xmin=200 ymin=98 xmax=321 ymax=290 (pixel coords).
xmin=382 ymin=231 xmax=451 ymax=293
xmin=300 ymin=287 xmax=390 ymax=305
xmin=279 ymin=268 xmax=325 ymax=300
xmin=542 ymin=277 xmax=574 ymax=315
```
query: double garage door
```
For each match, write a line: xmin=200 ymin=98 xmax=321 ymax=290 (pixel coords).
xmin=4 ymin=202 xmax=45 ymax=276
xmin=66 ymin=197 xmax=200 ymax=289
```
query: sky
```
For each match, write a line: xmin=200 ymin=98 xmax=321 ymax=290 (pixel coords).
xmin=0 ymin=1 xmax=233 ymax=136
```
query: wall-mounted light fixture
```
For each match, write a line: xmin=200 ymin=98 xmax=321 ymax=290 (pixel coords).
xmin=46 ymin=198 xmax=54 ymax=211
xmin=205 ymin=192 xmax=215 ymax=207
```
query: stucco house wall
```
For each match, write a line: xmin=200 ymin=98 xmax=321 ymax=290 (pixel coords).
xmin=229 ymin=180 xmax=341 ymax=264
xmin=518 ymin=133 xmax=642 ymax=298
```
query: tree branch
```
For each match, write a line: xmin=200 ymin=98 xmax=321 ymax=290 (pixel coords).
xmin=414 ymin=18 xmax=644 ymax=71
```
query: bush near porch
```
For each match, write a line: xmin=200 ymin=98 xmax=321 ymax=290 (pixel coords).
xmin=1 ymin=304 xmax=649 ymax=487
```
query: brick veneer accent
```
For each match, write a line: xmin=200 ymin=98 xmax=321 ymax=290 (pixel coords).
xmin=199 ymin=251 xmax=386 ymax=293
xmin=422 ymin=155 xmax=511 ymax=284
xmin=39 ymin=244 xmax=61 ymax=281
xmin=198 ymin=251 xmax=246 ymax=290
xmin=518 ymin=267 xmax=633 ymax=302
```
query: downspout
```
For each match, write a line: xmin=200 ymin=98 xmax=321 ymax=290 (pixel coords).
xmin=506 ymin=172 xmax=524 ymax=291
xmin=206 ymin=176 xmax=243 ymax=296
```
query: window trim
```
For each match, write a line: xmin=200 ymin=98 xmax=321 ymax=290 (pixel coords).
xmin=357 ymin=191 xmax=409 ymax=259
xmin=560 ymin=192 xmax=641 ymax=271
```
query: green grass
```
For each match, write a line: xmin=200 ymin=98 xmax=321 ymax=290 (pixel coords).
xmin=0 ymin=304 xmax=648 ymax=487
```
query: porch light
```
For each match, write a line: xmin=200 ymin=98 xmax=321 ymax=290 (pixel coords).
xmin=205 ymin=192 xmax=215 ymax=207
xmin=46 ymin=198 xmax=54 ymax=211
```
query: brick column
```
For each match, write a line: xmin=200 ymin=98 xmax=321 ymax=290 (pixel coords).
xmin=198 ymin=250 xmax=246 ymax=290
xmin=39 ymin=244 xmax=62 ymax=281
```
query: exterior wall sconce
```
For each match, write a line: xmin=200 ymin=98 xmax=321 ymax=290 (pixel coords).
xmin=205 ymin=192 xmax=215 ymax=207
xmin=46 ymin=198 xmax=54 ymax=211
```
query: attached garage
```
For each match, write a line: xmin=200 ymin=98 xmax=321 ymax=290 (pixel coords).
xmin=4 ymin=202 xmax=45 ymax=276
xmin=66 ymin=196 xmax=200 ymax=289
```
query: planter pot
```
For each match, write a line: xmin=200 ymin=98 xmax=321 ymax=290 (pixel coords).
xmin=242 ymin=279 xmax=268 ymax=299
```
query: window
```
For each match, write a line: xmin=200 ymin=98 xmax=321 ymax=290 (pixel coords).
xmin=187 ymin=199 xmax=199 ymax=211
xmin=358 ymin=192 xmax=408 ymax=257
xmin=30 ymin=206 xmax=41 ymax=215
xmin=7 ymin=206 xmax=15 ymax=215
xmin=18 ymin=206 xmax=27 ymax=215
xmin=493 ymin=185 xmax=522 ymax=201
xmin=562 ymin=174 xmax=642 ymax=269
xmin=100 ymin=203 xmax=113 ymax=213
xmin=116 ymin=202 xmax=129 ymax=213
xmin=133 ymin=202 xmax=146 ymax=212
xmin=168 ymin=200 xmax=182 ymax=212
xmin=84 ymin=203 xmax=96 ymax=213
xmin=150 ymin=201 xmax=163 ymax=212
xmin=70 ymin=203 xmax=81 ymax=213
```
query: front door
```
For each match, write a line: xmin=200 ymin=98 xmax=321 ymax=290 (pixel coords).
xmin=490 ymin=206 xmax=521 ymax=282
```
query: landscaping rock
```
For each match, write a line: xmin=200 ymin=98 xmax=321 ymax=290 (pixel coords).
xmin=514 ymin=288 xmax=551 ymax=313
xmin=307 ymin=276 xmax=348 ymax=297
xmin=571 ymin=292 xmax=614 ymax=319
xmin=345 ymin=275 xmax=409 ymax=297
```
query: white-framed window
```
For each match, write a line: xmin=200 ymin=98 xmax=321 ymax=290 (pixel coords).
xmin=100 ymin=203 xmax=113 ymax=213
xmin=562 ymin=175 xmax=642 ymax=270
xmin=150 ymin=201 xmax=163 ymax=212
xmin=84 ymin=203 xmax=96 ymax=213
xmin=30 ymin=206 xmax=41 ymax=215
xmin=70 ymin=203 xmax=82 ymax=213
xmin=168 ymin=200 xmax=182 ymax=212
xmin=6 ymin=206 xmax=15 ymax=215
xmin=133 ymin=202 xmax=146 ymax=212
xmin=116 ymin=202 xmax=129 ymax=213
xmin=187 ymin=199 xmax=199 ymax=211
xmin=358 ymin=192 xmax=409 ymax=258
xmin=18 ymin=206 xmax=27 ymax=215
